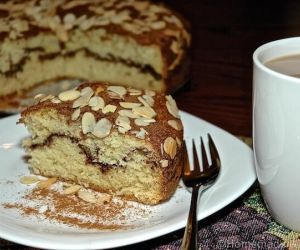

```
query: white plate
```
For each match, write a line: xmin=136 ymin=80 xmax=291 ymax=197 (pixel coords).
xmin=0 ymin=111 xmax=256 ymax=250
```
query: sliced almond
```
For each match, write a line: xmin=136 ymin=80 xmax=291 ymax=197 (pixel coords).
xmin=132 ymin=128 xmax=148 ymax=139
xmin=107 ymin=85 xmax=127 ymax=98
xmin=91 ymin=96 xmax=105 ymax=111
xmin=142 ymin=95 xmax=155 ymax=107
xmin=40 ymin=94 xmax=54 ymax=102
xmin=145 ymin=89 xmax=156 ymax=97
xmin=34 ymin=93 xmax=46 ymax=100
xmin=37 ymin=177 xmax=57 ymax=189
xmin=77 ymin=190 xmax=97 ymax=203
xmin=73 ymin=91 xmax=94 ymax=108
xmin=51 ymin=98 xmax=61 ymax=104
xmin=132 ymin=106 xmax=156 ymax=119
xmin=89 ymin=96 xmax=100 ymax=107
xmin=167 ymin=120 xmax=183 ymax=131
xmin=160 ymin=143 xmax=164 ymax=156
xmin=134 ymin=118 xmax=151 ymax=126
xmin=82 ymin=112 xmax=96 ymax=134
xmin=150 ymin=20 xmax=166 ymax=30
xmin=92 ymin=118 xmax=112 ymax=138
xmin=163 ymin=137 xmax=177 ymax=159
xmin=80 ymin=86 xmax=94 ymax=96
xmin=166 ymin=95 xmax=180 ymax=118
xmin=176 ymin=137 xmax=182 ymax=147
xmin=19 ymin=175 xmax=40 ymax=184
xmin=118 ymin=126 xmax=128 ymax=134
xmin=63 ymin=185 xmax=81 ymax=195
xmin=160 ymin=159 xmax=169 ymax=168
xmin=102 ymin=104 xmax=117 ymax=114
xmin=119 ymin=102 xmax=141 ymax=109
xmin=58 ymin=89 xmax=80 ymax=101
xmin=137 ymin=96 xmax=150 ymax=107
xmin=89 ymin=96 xmax=105 ymax=110
xmin=115 ymin=115 xmax=131 ymax=130
xmin=118 ymin=109 xmax=140 ymax=119
xmin=71 ymin=108 xmax=81 ymax=121
xmin=128 ymin=88 xmax=142 ymax=96
xmin=108 ymin=92 xmax=123 ymax=100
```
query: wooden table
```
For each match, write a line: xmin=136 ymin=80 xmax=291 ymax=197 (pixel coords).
xmin=167 ymin=0 xmax=300 ymax=137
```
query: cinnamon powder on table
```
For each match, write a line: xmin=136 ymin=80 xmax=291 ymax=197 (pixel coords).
xmin=3 ymin=184 xmax=151 ymax=231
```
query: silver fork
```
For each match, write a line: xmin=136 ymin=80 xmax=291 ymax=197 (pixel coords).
xmin=181 ymin=134 xmax=221 ymax=250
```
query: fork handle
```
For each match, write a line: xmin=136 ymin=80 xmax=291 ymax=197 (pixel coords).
xmin=181 ymin=184 xmax=204 ymax=250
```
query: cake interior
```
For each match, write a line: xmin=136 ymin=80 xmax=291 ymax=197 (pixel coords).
xmin=22 ymin=108 xmax=168 ymax=205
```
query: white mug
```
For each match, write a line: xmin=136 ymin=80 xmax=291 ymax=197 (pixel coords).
xmin=253 ymin=37 xmax=300 ymax=231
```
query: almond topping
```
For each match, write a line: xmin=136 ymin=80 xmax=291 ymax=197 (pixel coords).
xmin=82 ymin=112 xmax=96 ymax=134
xmin=137 ymin=96 xmax=150 ymax=107
xmin=37 ymin=177 xmax=57 ymax=189
xmin=77 ymin=190 xmax=97 ymax=203
xmin=63 ymin=185 xmax=81 ymax=195
xmin=71 ymin=108 xmax=80 ymax=121
xmin=166 ymin=95 xmax=180 ymax=118
xmin=89 ymin=96 xmax=100 ymax=107
xmin=34 ymin=93 xmax=46 ymax=100
xmin=92 ymin=118 xmax=112 ymax=138
xmin=176 ymin=137 xmax=182 ymax=147
xmin=160 ymin=159 xmax=169 ymax=168
xmin=91 ymin=96 xmax=105 ymax=111
xmin=80 ymin=86 xmax=94 ymax=96
xmin=51 ymin=98 xmax=61 ymax=104
xmin=107 ymin=85 xmax=127 ymax=97
xmin=116 ymin=115 xmax=131 ymax=130
xmin=168 ymin=120 xmax=183 ymax=131
xmin=58 ymin=89 xmax=80 ymax=101
xmin=102 ymin=104 xmax=117 ymax=114
xmin=128 ymin=88 xmax=142 ymax=96
xmin=150 ymin=20 xmax=166 ymax=30
xmin=118 ymin=109 xmax=140 ymax=119
xmin=132 ymin=106 xmax=156 ymax=119
xmin=142 ymin=95 xmax=155 ymax=107
xmin=40 ymin=94 xmax=54 ymax=102
xmin=73 ymin=90 xmax=94 ymax=108
xmin=163 ymin=137 xmax=177 ymax=159
xmin=145 ymin=89 xmax=156 ymax=97
xmin=119 ymin=102 xmax=141 ymax=109
xmin=134 ymin=118 xmax=155 ymax=126
xmin=132 ymin=128 xmax=148 ymax=139
xmin=19 ymin=175 xmax=40 ymax=184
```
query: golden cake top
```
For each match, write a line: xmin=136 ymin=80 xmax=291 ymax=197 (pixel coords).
xmin=20 ymin=82 xmax=183 ymax=165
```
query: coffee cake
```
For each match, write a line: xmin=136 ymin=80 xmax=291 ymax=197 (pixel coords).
xmin=0 ymin=0 xmax=191 ymax=98
xmin=19 ymin=81 xmax=184 ymax=205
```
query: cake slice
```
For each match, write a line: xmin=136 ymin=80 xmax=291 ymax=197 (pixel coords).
xmin=19 ymin=82 xmax=183 ymax=205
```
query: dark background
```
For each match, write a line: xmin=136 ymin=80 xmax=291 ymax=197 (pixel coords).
xmin=162 ymin=0 xmax=300 ymax=137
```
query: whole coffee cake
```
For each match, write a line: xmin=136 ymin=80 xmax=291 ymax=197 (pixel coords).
xmin=0 ymin=0 xmax=191 ymax=97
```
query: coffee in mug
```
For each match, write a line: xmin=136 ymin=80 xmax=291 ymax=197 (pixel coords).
xmin=264 ymin=54 xmax=300 ymax=78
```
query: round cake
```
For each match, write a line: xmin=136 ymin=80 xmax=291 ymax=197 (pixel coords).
xmin=0 ymin=0 xmax=191 ymax=99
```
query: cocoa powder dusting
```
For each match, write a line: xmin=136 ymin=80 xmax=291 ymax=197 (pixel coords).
xmin=3 ymin=185 xmax=151 ymax=231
